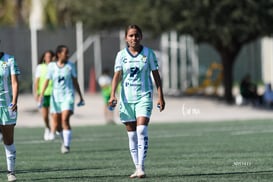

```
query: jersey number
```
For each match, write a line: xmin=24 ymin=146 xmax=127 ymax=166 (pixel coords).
xmin=58 ymin=76 xmax=65 ymax=84
xmin=130 ymin=67 xmax=139 ymax=77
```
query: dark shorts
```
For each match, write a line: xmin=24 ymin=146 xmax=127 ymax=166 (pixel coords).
xmin=43 ymin=95 xmax=51 ymax=107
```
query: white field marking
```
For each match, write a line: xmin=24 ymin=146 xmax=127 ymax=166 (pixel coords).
xmin=16 ymin=136 xmax=124 ymax=145
xmin=150 ymin=124 xmax=272 ymax=134
xmin=152 ymin=133 xmax=203 ymax=138
xmin=16 ymin=133 xmax=205 ymax=145
xmin=231 ymin=129 xmax=273 ymax=136
xmin=15 ymin=127 xmax=273 ymax=145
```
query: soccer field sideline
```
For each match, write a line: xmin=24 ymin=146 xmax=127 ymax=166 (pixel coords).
xmin=17 ymin=93 xmax=273 ymax=128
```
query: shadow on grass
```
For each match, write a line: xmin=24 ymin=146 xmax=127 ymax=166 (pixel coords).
xmin=17 ymin=167 xmax=102 ymax=174
xmin=16 ymin=167 xmax=128 ymax=181
xmin=18 ymin=175 xmax=128 ymax=181
xmin=151 ymin=170 xmax=273 ymax=178
xmin=15 ymin=169 xmax=273 ymax=181
xmin=72 ymin=147 xmax=127 ymax=153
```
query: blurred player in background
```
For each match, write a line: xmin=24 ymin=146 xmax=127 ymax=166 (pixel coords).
xmin=34 ymin=50 xmax=55 ymax=140
xmin=0 ymin=51 xmax=20 ymax=181
xmin=98 ymin=68 xmax=115 ymax=124
xmin=39 ymin=45 xmax=84 ymax=154
xmin=109 ymin=25 xmax=165 ymax=178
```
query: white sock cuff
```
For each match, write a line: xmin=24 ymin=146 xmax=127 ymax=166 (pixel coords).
xmin=127 ymin=131 xmax=137 ymax=139
xmin=136 ymin=125 xmax=148 ymax=136
xmin=62 ymin=130 xmax=72 ymax=147
xmin=4 ymin=144 xmax=16 ymax=153
xmin=63 ymin=129 xmax=71 ymax=135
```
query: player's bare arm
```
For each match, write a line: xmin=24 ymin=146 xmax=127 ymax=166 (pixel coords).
xmin=11 ymin=74 xmax=19 ymax=111
xmin=38 ymin=79 xmax=49 ymax=103
xmin=72 ymin=77 xmax=84 ymax=102
xmin=152 ymin=70 xmax=165 ymax=112
xmin=109 ymin=70 xmax=121 ymax=106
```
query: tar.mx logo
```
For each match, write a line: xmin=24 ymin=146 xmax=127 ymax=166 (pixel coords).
xmin=182 ymin=104 xmax=200 ymax=116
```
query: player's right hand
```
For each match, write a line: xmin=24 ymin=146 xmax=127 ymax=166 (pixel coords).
xmin=108 ymin=97 xmax=117 ymax=107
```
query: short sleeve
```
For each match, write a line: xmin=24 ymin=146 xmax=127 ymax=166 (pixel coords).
xmin=70 ymin=62 xmax=77 ymax=78
xmin=9 ymin=56 xmax=20 ymax=75
xmin=46 ymin=62 xmax=54 ymax=80
xmin=149 ymin=49 xmax=159 ymax=71
xmin=114 ymin=51 xmax=123 ymax=72
xmin=35 ymin=65 xmax=41 ymax=78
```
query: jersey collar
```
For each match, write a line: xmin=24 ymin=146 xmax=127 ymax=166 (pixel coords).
xmin=126 ymin=46 xmax=143 ymax=58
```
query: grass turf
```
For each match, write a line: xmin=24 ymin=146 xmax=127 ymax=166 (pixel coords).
xmin=0 ymin=119 xmax=272 ymax=181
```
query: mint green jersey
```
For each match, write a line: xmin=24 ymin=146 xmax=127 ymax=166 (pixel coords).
xmin=114 ymin=46 xmax=158 ymax=103
xmin=46 ymin=61 xmax=77 ymax=102
xmin=0 ymin=53 xmax=20 ymax=107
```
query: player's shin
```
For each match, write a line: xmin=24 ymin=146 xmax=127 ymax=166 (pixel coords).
xmin=62 ymin=129 xmax=72 ymax=148
xmin=4 ymin=144 xmax=16 ymax=173
xmin=136 ymin=125 xmax=148 ymax=171
xmin=127 ymin=131 xmax=138 ymax=168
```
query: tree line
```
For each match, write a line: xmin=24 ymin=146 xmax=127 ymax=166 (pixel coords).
xmin=1 ymin=0 xmax=273 ymax=103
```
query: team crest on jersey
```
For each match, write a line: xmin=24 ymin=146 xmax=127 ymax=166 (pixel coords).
xmin=141 ymin=56 xmax=147 ymax=63
xmin=1 ymin=62 xmax=8 ymax=69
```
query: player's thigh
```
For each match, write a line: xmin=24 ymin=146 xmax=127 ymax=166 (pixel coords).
xmin=61 ymin=110 xmax=72 ymax=122
xmin=52 ymin=113 xmax=61 ymax=123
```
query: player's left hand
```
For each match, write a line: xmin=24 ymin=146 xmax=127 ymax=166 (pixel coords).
xmin=156 ymin=99 xmax=165 ymax=112
xmin=9 ymin=103 xmax=17 ymax=112
xmin=77 ymin=99 xmax=85 ymax=107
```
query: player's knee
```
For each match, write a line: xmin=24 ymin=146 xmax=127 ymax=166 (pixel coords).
xmin=3 ymin=138 xmax=14 ymax=145
xmin=62 ymin=121 xmax=70 ymax=130
xmin=137 ymin=125 xmax=148 ymax=136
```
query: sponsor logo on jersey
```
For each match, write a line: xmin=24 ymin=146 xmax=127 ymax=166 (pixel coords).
xmin=122 ymin=57 xmax=127 ymax=63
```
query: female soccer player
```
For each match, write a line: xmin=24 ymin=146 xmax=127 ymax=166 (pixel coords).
xmin=34 ymin=50 xmax=55 ymax=140
xmin=109 ymin=25 xmax=165 ymax=178
xmin=39 ymin=45 xmax=84 ymax=154
xmin=0 ymin=51 xmax=20 ymax=181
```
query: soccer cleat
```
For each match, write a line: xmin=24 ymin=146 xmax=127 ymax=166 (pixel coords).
xmin=47 ymin=132 xmax=55 ymax=141
xmin=137 ymin=168 xmax=146 ymax=178
xmin=129 ymin=170 xmax=138 ymax=178
xmin=61 ymin=145 xmax=70 ymax=154
xmin=7 ymin=172 xmax=16 ymax=182
xmin=129 ymin=168 xmax=146 ymax=178
xmin=43 ymin=128 xmax=50 ymax=141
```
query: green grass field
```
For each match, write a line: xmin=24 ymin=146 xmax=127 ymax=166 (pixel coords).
xmin=1 ymin=119 xmax=273 ymax=181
